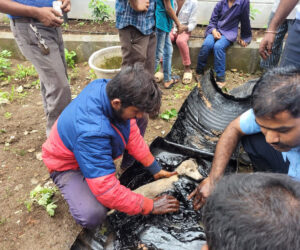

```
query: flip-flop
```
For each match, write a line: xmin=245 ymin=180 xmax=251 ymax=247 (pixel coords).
xmin=182 ymin=72 xmax=193 ymax=84
xmin=164 ymin=75 xmax=180 ymax=89
xmin=154 ymin=72 xmax=164 ymax=83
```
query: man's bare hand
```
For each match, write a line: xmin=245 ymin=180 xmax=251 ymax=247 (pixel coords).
xmin=153 ymin=170 xmax=177 ymax=180
xmin=238 ymin=39 xmax=248 ymax=47
xmin=152 ymin=194 xmax=180 ymax=214
xmin=129 ymin=0 xmax=150 ymax=12
xmin=177 ymin=24 xmax=187 ymax=34
xmin=188 ymin=176 xmax=215 ymax=210
xmin=61 ymin=0 xmax=71 ymax=13
xmin=212 ymin=29 xmax=221 ymax=40
xmin=35 ymin=7 xmax=63 ymax=27
xmin=259 ymin=32 xmax=276 ymax=60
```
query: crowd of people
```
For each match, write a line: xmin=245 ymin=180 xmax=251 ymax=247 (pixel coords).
xmin=0 ymin=0 xmax=300 ymax=249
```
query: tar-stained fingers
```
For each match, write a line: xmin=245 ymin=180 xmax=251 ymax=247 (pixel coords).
xmin=259 ymin=33 xmax=276 ymax=60
xmin=152 ymin=194 xmax=180 ymax=214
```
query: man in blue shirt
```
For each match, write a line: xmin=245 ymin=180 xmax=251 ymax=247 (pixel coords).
xmin=196 ymin=0 xmax=252 ymax=87
xmin=189 ymin=67 xmax=300 ymax=210
xmin=0 ymin=0 xmax=71 ymax=137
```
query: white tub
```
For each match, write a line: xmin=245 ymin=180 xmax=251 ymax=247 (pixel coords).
xmin=88 ymin=46 xmax=122 ymax=79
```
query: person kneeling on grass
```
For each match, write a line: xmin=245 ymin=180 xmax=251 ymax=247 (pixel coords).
xmin=42 ymin=64 xmax=179 ymax=229
xmin=195 ymin=0 xmax=252 ymax=87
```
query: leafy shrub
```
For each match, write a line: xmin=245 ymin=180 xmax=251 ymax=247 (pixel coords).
xmin=89 ymin=0 xmax=113 ymax=23
xmin=250 ymin=4 xmax=261 ymax=21
xmin=160 ymin=108 xmax=178 ymax=121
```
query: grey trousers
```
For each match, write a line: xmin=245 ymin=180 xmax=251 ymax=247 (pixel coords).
xmin=118 ymin=25 xmax=156 ymax=75
xmin=118 ymin=26 xmax=156 ymax=169
xmin=280 ymin=19 xmax=300 ymax=68
xmin=10 ymin=19 xmax=71 ymax=136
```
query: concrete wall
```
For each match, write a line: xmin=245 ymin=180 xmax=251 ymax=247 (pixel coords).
xmin=68 ymin=0 xmax=273 ymax=28
xmin=0 ymin=32 xmax=261 ymax=73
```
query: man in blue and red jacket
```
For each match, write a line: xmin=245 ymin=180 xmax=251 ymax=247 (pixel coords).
xmin=42 ymin=64 xmax=180 ymax=228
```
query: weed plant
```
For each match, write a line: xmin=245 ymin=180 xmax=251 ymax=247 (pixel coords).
xmin=64 ymin=49 xmax=77 ymax=68
xmin=0 ymin=50 xmax=12 ymax=78
xmin=89 ymin=0 xmax=113 ymax=23
xmin=25 ymin=184 xmax=58 ymax=217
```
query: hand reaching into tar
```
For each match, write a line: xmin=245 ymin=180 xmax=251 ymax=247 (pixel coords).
xmin=152 ymin=194 xmax=180 ymax=214
xmin=188 ymin=176 xmax=215 ymax=210
xmin=153 ymin=169 xmax=177 ymax=180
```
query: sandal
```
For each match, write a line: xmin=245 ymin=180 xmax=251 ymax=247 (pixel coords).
xmin=164 ymin=75 xmax=180 ymax=89
xmin=154 ymin=72 xmax=164 ymax=83
xmin=182 ymin=71 xmax=193 ymax=85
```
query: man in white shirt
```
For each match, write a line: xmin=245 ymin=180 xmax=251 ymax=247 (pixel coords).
xmin=170 ymin=0 xmax=198 ymax=84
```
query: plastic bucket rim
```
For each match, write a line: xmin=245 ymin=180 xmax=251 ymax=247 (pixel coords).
xmin=88 ymin=46 xmax=122 ymax=74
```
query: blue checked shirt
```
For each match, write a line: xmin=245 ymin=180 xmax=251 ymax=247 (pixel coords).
xmin=115 ymin=0 xmax=156 ymax=35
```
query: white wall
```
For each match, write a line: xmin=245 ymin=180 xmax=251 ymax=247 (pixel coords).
xmin=68 ymin=0 xmax=274 ymax=28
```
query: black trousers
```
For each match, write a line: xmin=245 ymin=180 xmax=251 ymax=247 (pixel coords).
xmin=241 ymin=133 xmax=289 ymax=173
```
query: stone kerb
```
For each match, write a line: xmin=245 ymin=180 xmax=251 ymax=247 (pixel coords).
xmin=0 ymin=32 xmax=261 ymax=73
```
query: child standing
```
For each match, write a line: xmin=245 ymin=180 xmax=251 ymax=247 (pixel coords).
xmin=196 ymin=0 xmax=252 ymax=87
xmin=155 ymin=0 xmax=184 ymax=89
xmin=170 ymin=0 xmax=198 ymax=84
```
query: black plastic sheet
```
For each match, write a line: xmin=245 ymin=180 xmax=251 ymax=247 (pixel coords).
xmin=71 ymin=70 xmax=255 ymax=250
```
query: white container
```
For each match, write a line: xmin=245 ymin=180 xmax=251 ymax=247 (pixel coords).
xmin=88 ymin=46 xmax=122 ymax=79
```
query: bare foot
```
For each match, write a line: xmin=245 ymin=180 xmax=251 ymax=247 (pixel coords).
xmin=216 ymin=81 xmax=226 ymax=88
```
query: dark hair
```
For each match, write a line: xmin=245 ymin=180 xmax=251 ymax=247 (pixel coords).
xmin=106 ymin=63 xmax=161 ymax=115
xmin=203 ymin=173 xmax=300 ymax=250
xmin=251 ymin=67 xmax=300 ymax=118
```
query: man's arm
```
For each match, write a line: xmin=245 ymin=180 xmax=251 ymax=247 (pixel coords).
xmin=259 ymin=0 xmax=299 ymax=59
xmin=188 ymin=116 xmax=245 ymax=210
xmin=126 ymin=120 xmax=177 ymax=179
xmin=0 ymin=0 xmax=71 ymax=27
xmin=163 ymin=0 xmax=184 ymax=33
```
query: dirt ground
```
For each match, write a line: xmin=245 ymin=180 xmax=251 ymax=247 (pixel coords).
xmin=0 ymin=56 xmax=260 ymax=250
xmin=0 ymin=18 xmax=262 ymax=249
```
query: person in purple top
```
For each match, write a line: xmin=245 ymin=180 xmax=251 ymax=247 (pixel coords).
xmin=196 ymin=0 xmax=252 ymax=87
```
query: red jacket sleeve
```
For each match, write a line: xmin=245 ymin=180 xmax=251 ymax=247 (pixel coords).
xmin=86 ymin=173 xmax=153 ymax=215
xmin=126 ymin=119 xmax=161 ymax=174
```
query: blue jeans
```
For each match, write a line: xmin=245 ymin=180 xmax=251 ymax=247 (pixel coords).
xmin=196 ymin=34 xmax=232 ymax=81
xmin=155 ymin=28 xmax=173 ymax=82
